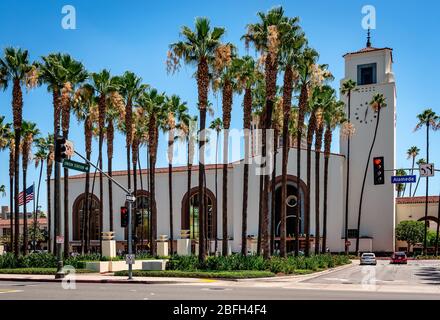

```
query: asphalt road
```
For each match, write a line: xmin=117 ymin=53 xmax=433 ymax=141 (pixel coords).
xmin=0 ymin=260 xmax=439 ymax=300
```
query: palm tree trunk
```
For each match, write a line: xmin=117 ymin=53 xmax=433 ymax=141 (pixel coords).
xmin=9 ymin=175 xmax=14 ymax=252
xmin=409 ymin=157 xmax=415 ymax=197
xmin=241 ymin=88 xmax=252 ymax=256
xmin=138 ymin=151 xmax=145 ymax=251
xmin=423 ymin=124 xmax=430 ymax=255
xmin=222 ymin=131 xmax=229 ymax=256
xmin=187 ymin=140 xmax=192 ymax=243
xmin=280 ymin=65 xmax=294 ymax=258
xmin=133 ymin=160 xmax=138 ymax=252
xmin=356 ymin=107 xmax=382 ymax=254
xmin=344 ymin=92 xmax=352 ymax=254
xmin=13 ymin=78 xmax=22 ymax=256
xmin=413 ymin=177 xmax=421 ymax=196
xmin=35 ymin=160 xmax=44 ymax=251
xmin=314 ymin=140 xmax=322 ymax=255
xmin=23 ymin=169 xmax=28 ymax=255
xmin=322 ymin=154 xmax=329 ymax=254
xmin=168 ymin=139 xmax=174 ymax=254
xmin=305 ymin=112 xmax=316 ymax=257
xmin=215 ymin=133 xmax=219 ymax=254
xmin=52 ymin=88 xmax=60 ymax=256
xmin=270 ymin=131 xmax=278 ymax=255
xmin=107 ymin=122 xmax=114 ymax=233
xmin=46 ymin=172 xmax=52 ymax=253
xmin=63 ymin=140 xmax=70 ymax=258
xmin=257 ymin=173 xmax=263 ymax=255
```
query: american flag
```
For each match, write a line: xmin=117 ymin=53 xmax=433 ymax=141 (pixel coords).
xmin=18 ymin=185 xmax=34 ymax=206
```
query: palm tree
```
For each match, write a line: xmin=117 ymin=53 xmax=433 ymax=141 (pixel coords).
xmin=115 ymin=72 xmax=147 ymax=209
xmin=20 ymin=120 xmax=40 ymax=254
xmin=33 ymin=139 xmax=49 ymax=252
xmin=137 ymin=88 xmax=167 ymax=256
xmin=209 ymin=117 xmax=223 ymax=253
xmin=243 ymin=6 xmax=291 ymax=259
xmin=355 ymin=93 xmax=387 ymax=254
xmin=60 ymin=55 xmax=88 ymax=257
xmin=413 ymin=158 xmax=427 ymax=196
xmin=340 ymin=79 xmax=357 ymax=254
xmin=322 ymin=99 xmax=345 ymax=254
xmin=164 ymin=95 xmax=188 ymax=254
xmin=212 ymin=45 xmax=239 ymax=256
xmin=105 ymin=93 xmax=125 ymax=234
xmin=169 ymin=17 xmax=226 ymax=261
xmin=406 ymin=146 xmax=420 ymax=197
xmin=43 ymin=135 xmax=54 ymax=253
xmin=0 ymin=185 xmax=5 ymax=197
xmin=0 ymin=47 xmax=38 ymax=256
xmin=395 ymin=169 xmax=407 ymax=197
xmin=90 ymin=69 xmax=119 ymax=254
xmin=37 ymin=53 xmax=65 ymax=256
xmin=73 ymin=85 xmax=97 ymax=253
xmin=414 ymin=108 xmax=439 ymax=255
xmin=233 ymin=56 xmax=261 ymax=255
xmin=0 ymin=117 xmax=13 ymax=250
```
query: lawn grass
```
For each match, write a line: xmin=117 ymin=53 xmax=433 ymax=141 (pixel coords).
xmin=113 ymin=270 xmax=275 ymax=279
xmin=0 ymin=268 xmax=95 ymax=275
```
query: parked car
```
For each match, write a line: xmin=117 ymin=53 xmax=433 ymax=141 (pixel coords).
xmin=360 ymin=252 xmax=377 ymax=265
xmin=390 ymin=252 xmax=407 ymax=264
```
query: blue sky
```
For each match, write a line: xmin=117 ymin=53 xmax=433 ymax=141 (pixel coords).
xmin=0 ymin=0 xmax=439 ymax=211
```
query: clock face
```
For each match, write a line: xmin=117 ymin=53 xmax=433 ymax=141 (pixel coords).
xmin=354 ymin=102 xmax=378 ymax=125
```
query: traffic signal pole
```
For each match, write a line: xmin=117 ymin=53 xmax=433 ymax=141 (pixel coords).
xmin=55 ymin=136 xmax=66 ymax=279
xmin=74 ymin=150 xmax=135 ymax=280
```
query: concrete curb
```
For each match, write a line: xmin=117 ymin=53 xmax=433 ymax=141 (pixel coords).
xmin=0 ymin=276 xmax=191 ymax=285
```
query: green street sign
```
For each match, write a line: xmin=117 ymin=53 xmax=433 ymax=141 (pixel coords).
xmin=63 ymin=159 xmax=90 ymax=173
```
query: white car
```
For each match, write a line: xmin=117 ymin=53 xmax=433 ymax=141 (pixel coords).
xmin=360 ymin=253 xmax=377 ymax=265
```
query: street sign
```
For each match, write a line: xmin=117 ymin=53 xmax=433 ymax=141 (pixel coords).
xmin=126 ymin=194 xmax=136 ymax=202
xmin=56 ymin=236 xmax=64 ymax=244
xmin=419 ymin=163 xmax=435 ymax=177
xmin=391 ymin=175 xmax=417 ymax=184
xmin=125 ymin=254 xmax=135 ymax=265
xmin=63 ymin=159 xmax=90 ymax=173
xmin=65 ymin=140 xmax=74 ymax=158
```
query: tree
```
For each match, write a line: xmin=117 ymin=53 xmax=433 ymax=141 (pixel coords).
xmin=243 ymin=6 xmax=291 ymax=259
xmin=168 ymin=17 xmax=226 ymax=261
xmin=279 ymin=18 xmax=305 ymax=257
xmin=0 ymin=117 xmax=13 ymax=251
xmin=164 ymin=95 xmax=188 ymax=254
xmin=59 ymin=55 xmax=88 ymax=258
xmin=396 ymin=220 xmax=424 ymax=253
xmin=20 ymin=120 xmax=40 ymax=255
xmin=322 ymin=98 xmax=345 ymax=253
xmin=234 ymin=56 xmax=262 ymax=255
xmin=414 ymin=108 xmax=439 ymax=255
xmin=0 ymin=47 xmax=38 ymax=256
xmin=405 ymin=146 xmax=420 ymax=197
xmin=212 ymin=45 xmax=239 ymax=256
xmin=73 ymin=85 xmax=97 ymax=253
xmin=137 ymin=88 xmax=167 ymax=256
xmin=115 ymin=71 xmax=147 ymax=214
xmin=356 ymin=93 xmax=387 ymax=254
xmin=0 ymin=185 xmax=5 ymax=197
xmin=209 ymin=117 xmax=223 ymax=253
xmin=33 ymin=138 xmax=49 ymax=252
xmin=395 ymin=169 xmax=407 ymax=197
xmin=340 ymin=79 xmax=357 ymax=254
xmin=90 ymin=69 xmax=119 ymax=254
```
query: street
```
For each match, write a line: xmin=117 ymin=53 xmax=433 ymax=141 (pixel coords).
xmin=0 ymin=260 xmax=439 ymax=300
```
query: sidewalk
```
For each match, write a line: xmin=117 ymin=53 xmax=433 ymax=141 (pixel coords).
xmin=0 ymin=273 xmax=203 ymax=285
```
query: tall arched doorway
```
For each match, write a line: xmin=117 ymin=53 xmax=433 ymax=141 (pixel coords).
xmin=181 ymin=187 xmax=217 ymax=240
xmin=126 ymin=190 xmax=155 ymax=251
xmin=271 ymin=175 xmax=308 ymax=252
xmin=72 ymin=193 xmax=101 ymax=242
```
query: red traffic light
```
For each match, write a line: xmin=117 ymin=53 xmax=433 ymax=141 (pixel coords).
xmin=374 ymin=158 xmax=382 ymax=166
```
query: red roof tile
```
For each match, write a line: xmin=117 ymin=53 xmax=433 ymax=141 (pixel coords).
xmin=396 ymin=196 xmax=440 ymax=204
xmin=0 ymin=218 xmax=47 ymax=227
xmin=343 ymin=46 xmax=393 ymax=60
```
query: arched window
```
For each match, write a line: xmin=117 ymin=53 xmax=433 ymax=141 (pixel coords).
xmin=72 ymin=193 xmax=101 ymax=241
xmin=181 ymin=187 xmax=217 ymax=240
xmin=131 ymin=190 xmax=153 ymax=242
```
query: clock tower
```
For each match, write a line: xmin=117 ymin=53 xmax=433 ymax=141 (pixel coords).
xmin=340 ymin=34 xmax=396 ymax=252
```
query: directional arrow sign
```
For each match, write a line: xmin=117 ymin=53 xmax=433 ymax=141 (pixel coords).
xmin=63 ymin=159 xmax=90 ymax=173
xmin=391 ymin=175 xmax=417 ymax=184
xmin=419 ymin=163 xmax=435 ymax=177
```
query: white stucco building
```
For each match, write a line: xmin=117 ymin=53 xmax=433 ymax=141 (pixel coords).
xmin=51 ymin=40 xmax=398 ymax=254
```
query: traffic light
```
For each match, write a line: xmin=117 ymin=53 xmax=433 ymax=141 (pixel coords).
xmin=120 ymin=206 xmax=128 ymax=228
xmin=135 ymin=212 xmax=142 ymax=226
xmin=373 ymin=156 xmax=385 ymax=185
xmin=55 ymin=136 xmax=67 ymax=162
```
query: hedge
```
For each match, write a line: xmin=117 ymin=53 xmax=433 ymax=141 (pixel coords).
xmin=114 ymin=270 xmax=275 ymax=279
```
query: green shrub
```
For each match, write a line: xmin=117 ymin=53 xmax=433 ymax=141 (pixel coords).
xmin=0 ymin=268 xmax=95 ymax=275
xmin=114 ymin=270 xmax=274 ymax=279
xmin=18 ymin=253 xmax=58 ymax=268
xmin=0 ymin=253 xmax=18 ymax=269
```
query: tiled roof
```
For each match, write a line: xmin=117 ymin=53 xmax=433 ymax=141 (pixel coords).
xmin=343 ymin=46 xmax=393 ymax=59
xmin=396 ymin=196 xmax=440 ymax=204
xmin=0 ymin=218 xmax=47 ymax=227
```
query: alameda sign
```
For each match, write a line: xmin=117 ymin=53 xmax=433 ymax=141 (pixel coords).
xmin=391 ymin=175 xmax=416 ymax=184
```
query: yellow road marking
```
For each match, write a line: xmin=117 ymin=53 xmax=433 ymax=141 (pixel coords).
xmin=0 ymin=289 xmax=23 ymax=294
xmin=199 ymin=279 xmax=217 ymax=283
